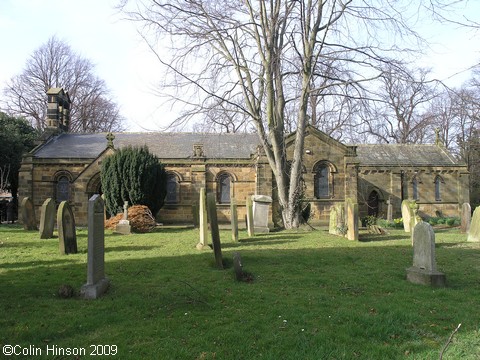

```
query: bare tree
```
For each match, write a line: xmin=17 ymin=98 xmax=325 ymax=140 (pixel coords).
xmin=358 ymin=63 xmax=438 ymax=144
xmin=2 ymin=36 xmax=125 ymax=133
xmin=119 ymin=0 xmax=454 ymax=228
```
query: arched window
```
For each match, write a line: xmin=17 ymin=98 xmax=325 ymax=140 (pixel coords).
xmin=314 ymin=161 xmax=335 ymax=199
xmin=166 ymin=173 xmax=179 ymax=204
xmin=56 ymin=176 xmax=70 ymax=202
xmin=217 ymin=173 xmax=232 ymax=204
xmin=412 ymin=177 xmax=418 ymax=200
xmin=435 ymin=175 xmax=443 ymax=201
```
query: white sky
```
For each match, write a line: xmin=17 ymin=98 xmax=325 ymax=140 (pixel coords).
xmin=0 ymin=0 xmax=479 ymax=132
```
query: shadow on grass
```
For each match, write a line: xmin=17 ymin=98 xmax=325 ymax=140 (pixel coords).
xmin=1 ymin=228 xmax=479 ymax=359
xmin=359 ymin=233 xmax=408 ymax=242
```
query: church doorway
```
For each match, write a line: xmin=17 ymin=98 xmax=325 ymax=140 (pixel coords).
xmin=367 ymin=190 xmax=380 ymax=217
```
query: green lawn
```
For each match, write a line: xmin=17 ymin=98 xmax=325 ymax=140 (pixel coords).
xmin=0 ymin=224 xmax=479 ymax=359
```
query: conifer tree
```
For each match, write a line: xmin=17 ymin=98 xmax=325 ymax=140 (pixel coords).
xmin=101 ymin=146 xmax=167 ymax=216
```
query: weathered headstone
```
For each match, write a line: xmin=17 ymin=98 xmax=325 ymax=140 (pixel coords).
xmin=386 ymin=197 xmax=393 ymax=222
xmin=401 ymin=200 xmax=414 ymax=233
xmin=81 ymin=194 xmax=110 ymax=299
xmin=252 ymin=195 xmax=272 ymax=233
xmin=461 ymin=202 xmax=471 ymax=233
xmin=21 ymin=197 xmax=37 ymax=230
xmin=233 ymin=251 xmax=244 ymax=281
xmin=206 ymin=193 xmax=223 ymax=269
xmin=345 ymin=199 xmax=358 ymax=241
xmin=329 ymin=204 xmax=345 ymax=236
xmin=406 ymin=221 xmax=446 ymax=287
xmin=115 ymin=201 xmax=131 ymax=235
xmin=467 ymin=206 xmax=480 ymax=242
xmin=196 ymin=188 xmax=209 ymax=250
xmin=246 ymin=196 xmax=254 ymax=237
xmin=231 ymin=198 xmax=239 ymax=242
xmin=39 ymin=198 xmax=55 ymax=239
xmin=57 ymin=201 xmax=77 ymax=254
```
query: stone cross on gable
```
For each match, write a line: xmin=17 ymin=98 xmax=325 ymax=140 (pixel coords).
xmin=106 ymin=132 xmax=115 ymax=149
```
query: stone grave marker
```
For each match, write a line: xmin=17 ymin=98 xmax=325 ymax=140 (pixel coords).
xmin=21 ymin=197 xmax=37 ymax=230
xmin=461 ymin=202 xmax=471 ymax=233
xmin=233 ymin=252 xmax=244 ymax=281
xmin=81 ymin=194 xmax=110 ymax=299
xmin=386 ymin=197 xmax=393 ymax=222
xmin=402 ymin=200 xmax=412 ymax=233
xmin=246 ymin=196 xmax=254 ymax=237
xmin=345 ymin=199 xmax=358 ymax=241
xmin=57 ymin=201 xmax=77 ymax=254
xmin=406 ymin=221 xmax=446 ymax=287
xmin=467 ymin=206 xmax=480 ymax=242
xmin=39 ymin=198 xmax=55 ymax=239
xmin=196 ymin=188 xmax=209 ymax=250
xmin=115 ymin=201 xmax=131 ymax=235
xmin=206 ymin=193 xmax=223 ymax=269
xmin=192 ymin=202 xmax=199 ymax=228
xmin=230 ymin=198 xmax=239 ymax=242
xmin=252 ymin=195 xmax=272 ymax=233
xmin=329 ymin=204 xmax=345 ymax=236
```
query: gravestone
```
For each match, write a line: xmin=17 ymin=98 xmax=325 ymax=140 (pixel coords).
xmin=21 ymin=197 xmax=37 ymax=230
xmin=461 ymin=202 xmax=471 ymax=233
xmin=39 ymin=198 xmax=55 ymax=239
xmin=230 ymin=198 xmax=239 ymax=242
xmin=206 ymin=193 xmax=223 ymax=269
xmin=329 ymin=204 xmax=345 ymax=236
xmin=252 ymin=195 xmax=272 ymax=233
xmin=57 ymin=201 xmax=77 ymax=254
xmin=345 ymin=199 xmax=358 ymax=241
xmin=386 ymin=198 xmax=393 ymax=222
xmin=406 ymin=221 xmax=446 ymax=287
xmin=81 ymin=194 xmax=110 ymax=299
xmin=115 ymin=201 xmax=131 ymax=235
xmin=233 ymin=252 xmax=244 ymax=281
xmin=467 ymin=206 xmax=480 ymax=242
xmin=192 ymin=202 xmax=199 ymax=228
xmin=246 ymin=196 xmax=254 ymax=237
xmin=401 ymin=200 xmax=414 ymax=233
xmin=196 ymin=188 xmax=209 ymax=250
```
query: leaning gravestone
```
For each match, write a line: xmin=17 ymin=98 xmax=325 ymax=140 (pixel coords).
xmin=406 ymin=221 xmax=446 ymax=287
xmin=233 ymin=251 xmax=244 ymax=281
xmin=461 ymin=202 xmax=471 ymax=233
xmin=196 ymin=188 xmax=209 ymax=250
xmin=231 ymin=198 xmax=239 ymax=242
xmin=81 ymin=194 xmax=110 ymax=299
xmin=467 ymin=206 xmax=480 ymax=242
xmin=57 ymin=201 xmax=77 ymax=254
xmin=401 ymin=200 xmax=414 ymax=233
xmin=39 ymin=198 xmax=55 ymax=239
xmin=252 ymin=195 xmax=272 ymax=233
xmin=345 ymin=199 xmax=359 ymax=241
xmin=246 ymin=196 xmax=254 ymax=237
xmin=21 ymin=197 xmax=37 ymax=230
xmin=206 ymin=193 xmax=224 ymax=269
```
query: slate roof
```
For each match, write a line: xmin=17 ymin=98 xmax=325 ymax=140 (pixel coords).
xmin=355 ymin=144 xmax=460 ymax=166
xmin=33 ymin=132 xmax=261 ymax=159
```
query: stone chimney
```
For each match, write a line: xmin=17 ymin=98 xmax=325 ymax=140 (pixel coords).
xmin=46 ymin=88 xmax=71 ymax=133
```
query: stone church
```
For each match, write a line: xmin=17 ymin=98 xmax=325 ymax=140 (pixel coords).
xmin=18 ymin=88 xmax=470 ymax=226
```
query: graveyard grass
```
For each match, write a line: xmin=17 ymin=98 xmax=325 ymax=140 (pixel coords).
xmin=1 ymin=225 xmax=479 ymax=359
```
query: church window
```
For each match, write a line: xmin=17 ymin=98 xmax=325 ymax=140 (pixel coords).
xmin=56 ymin=176 xmax=70 ymax=202
xmin=412 ymin=177 xmax=419 ymax=200
xmin=435 ymin=175 xmax=443 ymax=201
xmin=166 ymin=173 xmax=179 ymax=204
xmin=314 ymin=161 xmax=334 ymax=199
xmin=217 ymin=173 xmax=231 ymax=204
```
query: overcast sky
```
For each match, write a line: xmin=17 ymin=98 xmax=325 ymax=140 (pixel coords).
xmin=0 ymin=0 xmax=479 ymax=132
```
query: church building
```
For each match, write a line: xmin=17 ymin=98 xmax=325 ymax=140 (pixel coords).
xmin=18 ymin=89 xmax=470 ymax=226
